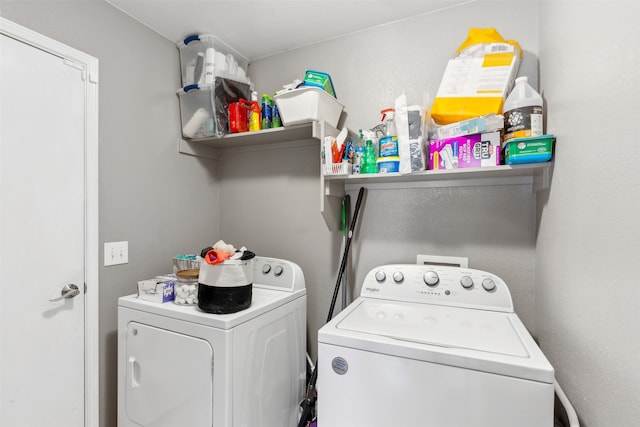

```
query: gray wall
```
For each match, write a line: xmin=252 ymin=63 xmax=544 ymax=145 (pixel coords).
xmin=244 ymin=0 xmax=540 ymax=362
xmin=536 ymin=1 xmax=640 ymax=425
xmin=3 ymin=0 xmax=639 ymax=426
xmin=0 ymin=2 xmax=220 ymax=427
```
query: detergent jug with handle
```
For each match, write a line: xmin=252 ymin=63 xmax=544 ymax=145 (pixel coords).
xmin=503 ymin=76 xmax=543 ymax=142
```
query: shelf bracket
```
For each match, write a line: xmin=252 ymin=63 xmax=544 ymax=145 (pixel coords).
xmin=316 ymin=121 xmax=345 ymax=231
xmin=178 ymin=139 xmax=220 ymax=160
xmin=322 ymin=180 xmax=345 ymax=231
xmin=533 ymin=165 xmax=551 ymax=192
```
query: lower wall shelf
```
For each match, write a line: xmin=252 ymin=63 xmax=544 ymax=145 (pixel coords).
xmin=175 ymin=120 xmax=553 ymax=232
xmin=321 ymin=162 xmax=552 ymax=231
xmin=326 ymin=163 xmax=552 ymax=192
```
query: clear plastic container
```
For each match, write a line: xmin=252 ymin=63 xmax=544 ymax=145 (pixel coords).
xmin=174 ymin=269 xmax=199 ymax=305
xmin=177 ymin=77 xmax=252 ymax=139
xmin=177 ymin=34 xmax=250 ymax=87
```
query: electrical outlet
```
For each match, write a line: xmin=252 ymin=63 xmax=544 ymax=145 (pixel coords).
xmin=104 ymin=241 xmax=129 ymax=266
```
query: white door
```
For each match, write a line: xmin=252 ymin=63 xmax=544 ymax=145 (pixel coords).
xmin=0 ymin=20 xmax=99 ymax=427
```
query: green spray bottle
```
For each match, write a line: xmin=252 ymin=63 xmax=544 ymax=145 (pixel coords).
xmin=361 ymin=139 xmax=377 ymax=174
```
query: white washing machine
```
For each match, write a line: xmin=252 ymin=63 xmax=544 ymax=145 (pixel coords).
xmin=118 ymin=256 xmax=307 ymax=427
xmin=318 ymin=264 xmax=555 ymax=427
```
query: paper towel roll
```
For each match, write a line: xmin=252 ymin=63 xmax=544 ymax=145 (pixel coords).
xmin=182 ymin=108 xmax=210 ymax=138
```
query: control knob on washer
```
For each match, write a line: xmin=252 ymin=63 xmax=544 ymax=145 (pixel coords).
xmin=274 ymin=265 xmax=284 ymax=277
xmin=460 ymin=275 xmax=474 ymax=289
xmin=423 ymin=271 xmax=439 ymax=287
xmin=375 ymin=270 xmax=386 ymax=282
xmin=482 ymin=278 xmax=496 ymax=292
xmin=393 ymin=271 xmax=404 ymax=283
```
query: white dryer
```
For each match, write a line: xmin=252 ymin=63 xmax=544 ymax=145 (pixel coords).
xmin=318 ymin=264 xmax=554 ymax=427
xmin=118 ymin=256 xmax=307 ymax=427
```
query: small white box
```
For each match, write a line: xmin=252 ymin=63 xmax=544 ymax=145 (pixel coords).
xmin=274 ymin=86 xmax=344 ymax=128
xmin=137 ymin=278 xmax=175 ymax=303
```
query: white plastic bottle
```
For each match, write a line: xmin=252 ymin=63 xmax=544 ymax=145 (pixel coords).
xmin=503 ymin=76 xmax=543 ymax=142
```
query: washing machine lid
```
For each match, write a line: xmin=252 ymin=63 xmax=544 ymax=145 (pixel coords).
xmin=323 ymin=298 xmax=554 ymax=383
xmin=338 ymin=299 xmax=527 ymax=356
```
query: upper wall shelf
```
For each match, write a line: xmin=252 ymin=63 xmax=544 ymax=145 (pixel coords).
xmin=178 ymin=123 xmax=317 ymax=159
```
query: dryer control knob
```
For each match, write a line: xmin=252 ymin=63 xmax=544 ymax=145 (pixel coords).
xmin=460 ymin=275 xmax=474 ymax=289
xmin=423 ymin=271 xmax=439 ymax=287
xmin=274 ymin=265 xmax=284 ymax=277
xmin=392 ymin=271 xmax=404 ymax=283
xmin=262 ymin=264 xmax=271 ymax=274
xmin=482 ymin=278 xmax=496 ymax=292
xmin=375 ymin=270 xmax=386 ymax=282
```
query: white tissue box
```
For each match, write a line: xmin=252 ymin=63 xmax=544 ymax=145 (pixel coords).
xmin=137 ymin=277 xmax=175 ymax=303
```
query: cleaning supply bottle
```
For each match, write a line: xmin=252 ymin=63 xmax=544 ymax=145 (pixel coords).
xmin=361 ymin=139 xmax=378 ymax=174
xmin=378 ymin=108 xmax=398 ymax=157
xmin=261 ymin=93 xmax=272 ymax=129
xmin=361 ymin=129 xmax=378 ymax=159
xmin=272 ymin=91 xmax=282 ymax=128
xmin=249 ymin=101 xmax=261 ymax=132
xmin=353 ymin=143 xmax=364 ymax=174
xmin=352 ymin=129 xmax=365 ymax=174
xmin=382 ymin=108 xmax=396 ymax=137
xmin=249 ymin=91 xmax=260 ymax=132
xmin=503 ymin=76 xmax=543 ymax=143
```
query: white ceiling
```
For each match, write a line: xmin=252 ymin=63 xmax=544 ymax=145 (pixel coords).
xmin=106 ymin=0 xmax=471 ymax=62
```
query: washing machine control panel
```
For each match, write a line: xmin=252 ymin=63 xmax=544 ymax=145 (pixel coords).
xmin=363 ymin=264 xmax=513 ymax=311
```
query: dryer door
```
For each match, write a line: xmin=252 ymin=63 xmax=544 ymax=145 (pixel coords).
xmin=124 ymin=322 xmax=213 ymax=427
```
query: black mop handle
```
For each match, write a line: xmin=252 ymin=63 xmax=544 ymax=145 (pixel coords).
xmin=326 ymin=186 xmax=366 ymax=323
xmin=298 ymin=187 xmax=366 ymax=427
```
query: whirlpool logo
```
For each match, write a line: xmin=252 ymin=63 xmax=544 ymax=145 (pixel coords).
xmin=331 ymin=357 xmax=349 ymax=375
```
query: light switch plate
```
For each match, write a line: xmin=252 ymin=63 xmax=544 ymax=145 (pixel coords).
xmin=104 ymin=241 xmax=128 ymax=266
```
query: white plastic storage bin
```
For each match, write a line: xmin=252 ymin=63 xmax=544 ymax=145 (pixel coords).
xmin=274 ymin=87 xmax=344 ymax=128
xmin=177 ymin=34 xmax=250 ymax=87
xmin=177 ymin=77 xmax=252 ymax=139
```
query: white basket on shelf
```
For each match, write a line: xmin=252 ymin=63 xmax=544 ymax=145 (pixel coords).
xmin=323 ymin=163 xmax=352 ymax=176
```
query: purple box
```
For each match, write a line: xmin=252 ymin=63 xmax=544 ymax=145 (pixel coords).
xmin=137 ymin=278 xmax=175 ymax=303
xmin=428 ymin=131 xmax=501 ymax=170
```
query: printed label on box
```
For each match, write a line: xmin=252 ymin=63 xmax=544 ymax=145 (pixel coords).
xmin=137 ymin=279 xmax=175 ymax=303
xmin=429 ymin=131 xmax=501 ymax=170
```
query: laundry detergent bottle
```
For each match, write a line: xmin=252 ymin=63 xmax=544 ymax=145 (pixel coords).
xmin=503 ymin=76 xmax=543 ymax=143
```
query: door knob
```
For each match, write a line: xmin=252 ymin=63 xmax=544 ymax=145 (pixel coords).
xmin=49 ymin=283 xmax=80 ymax=302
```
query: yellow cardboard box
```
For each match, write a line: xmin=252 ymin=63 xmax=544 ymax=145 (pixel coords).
xmin=431 ymin=28 xmax=522 ymax=125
